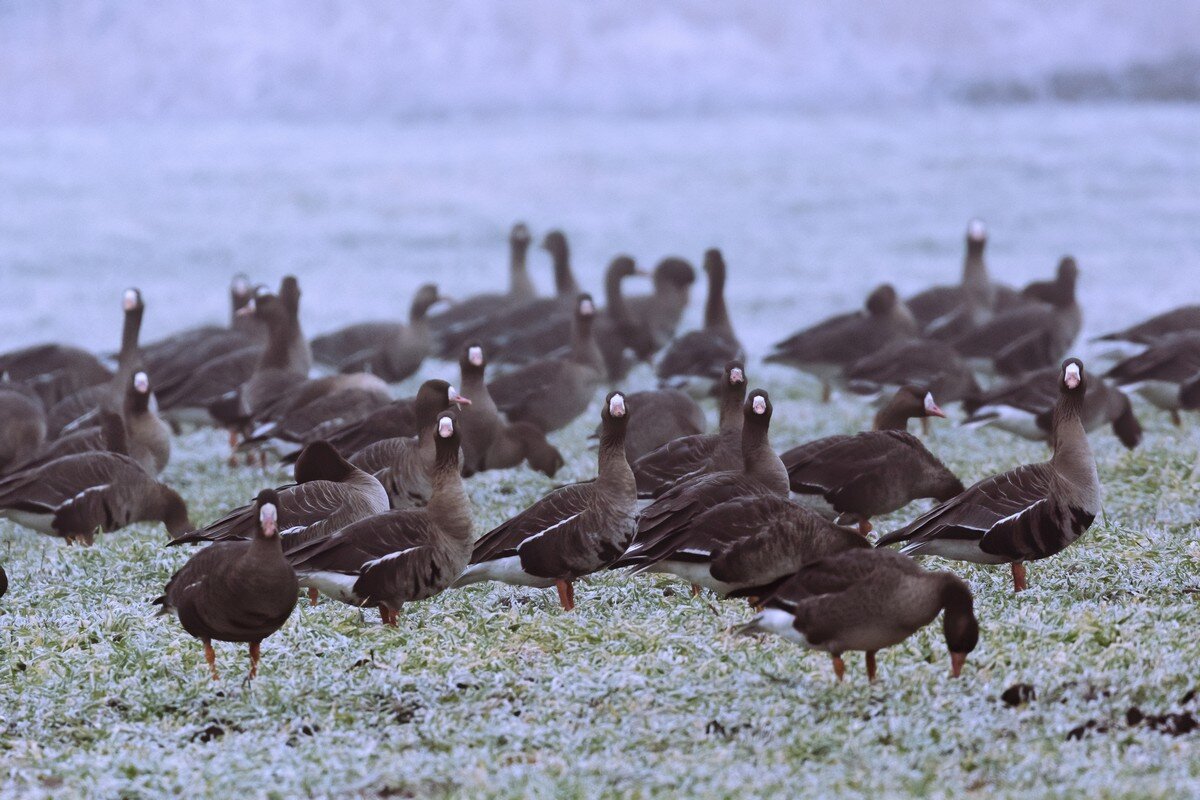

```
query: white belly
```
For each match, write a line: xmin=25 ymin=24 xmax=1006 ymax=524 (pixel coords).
xmin=900 ymin=537 xmax=1009 ymax=565
xmin=453 ymin=556 xmax=556 ymax=589
xmin=969 ymin=405 xmax=1045 ymax=441
xmin=2 ymin=510 xmax=56 ymax=534
xmin=749 ymin=608 xmax=809 ymax=646
xmin=299 ymin=571 xmax=363 ymax=605
xmin=648 ymin=560 xmax=738 ymax=596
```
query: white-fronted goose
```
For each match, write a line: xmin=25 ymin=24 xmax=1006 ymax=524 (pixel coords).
xmin=156 ymin=344 xmax=261 ymax=427
xmin=656 ymin=248 xmax=743 ymax=393
xmin=0 ymin=563 xmax=6 ymax=599
xmin=878 ymin=359 xmax=1101 ymax=593
xmin=7 ymin=408 xmax=127 ymax=474
xmin=963 ymin=365 xmax=1142 ymax=449
xmin=594 ymin=256 xmax=658 ymax=381
xmin=487 ymin=294 xmax=604 ymax=432
xmin=737 ymin=547 xmax=979 ymax=682
xmin=243 ymin=372 xmax=392 ymax=446
xmin=1105 ymin=331 xmax=1200 ymax=423
xmin=766 ymin=284 xmax=919 ymax=400
xmin=123 ymin=371 xmax=172 ymax=473
xmin=781 ymin=386 xmax=962 ymax=535
xmin=0 ymin=383 xmax=46 ymax=474
xmin=844 ymin=338 xmax=980 ymax=405
xmin=452 ymin=392 xmax=637 ymax=611
xmin=951 ymin=257 xmax=1081 ymax=376
xmin=1093 ymin=304 xmax=1200 ymax=360
xmin=624 ymin=257 xmax=697 ymax=348
xmin=0 ymin=344 xmax=111 ymax=408
xmin=0 ymin=449 xmax=190 ymax=544
xmin=311 ymin=284 xmax=444 ymax=381
xmin=154 ymin=489 xmax=297 ymax=680
xmin=169 ymin=441 xmax=387 ymax=550
xmin=633 ymin=360 xmax=747 ymax=499
xmin=599 ymin=389 xmax=705 ymax=464
xmin=347 ymin=380 xmax=470 ymax=508
xmin=288 ymin=411 xmax=473 ymax=625
xmin=1180 ymin=371 xmax=1200 ymax=411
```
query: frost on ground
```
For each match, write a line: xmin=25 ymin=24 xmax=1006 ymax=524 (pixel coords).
xmin=1 ymin=360 xmax=1198 ymax=799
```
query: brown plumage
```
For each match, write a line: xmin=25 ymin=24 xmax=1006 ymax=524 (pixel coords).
xmin=656 ymin=248 xmax=742 ymax=390
xmin=0 ymin=383 xmax=46 ymax=474
xmin=311 ymin=284 xmax=444 ymax=381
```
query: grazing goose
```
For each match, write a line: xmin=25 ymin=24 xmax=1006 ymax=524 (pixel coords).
xmin=963 ymin=365 xmax=1142 ymax=449
xmin=169 ymin=441 xmax=388 ymax=550
xmin=453 ymin=392 xmax=637 ymax=611
xmin=1105 ymin=331 xmax=1200 ymax=424
xmin=844 ymin=338 xmax=980 ymax=405
xmin=487 ymin=294 xmax=605 ymax=432
xmin=429 ymin=223 xmax=537 ymax=349
xmin=633 ymin=360 xmax=747 ymax=499
xmin=347 ymin=381 xmax=471 ymax=508
xmin=781 ymin=387 xmax=963 ymax=535
xmin=656 ymin=248 xmax=743 ymax=393
xmin=154 ymin=489 xmax=297 ymax=681
xmin=8 ymin=408 xmax=128 ymax=474
xmin=0 ymin=344 xmax=110 ymax=407
xmin=737 ymin=548 xmax=979 ymax=682
xmin=766 ymin=284 xmax=919 ymax=401
xmin=288 ymin=411 xmax=473 ymax=625
xmin=951 ymin=257 xmax=1081 ymax=376
xmin=624 ymin=257 xmax=697 ymax=348
xmin=877 ymin=359 xmax=1100 ymax=593
xmin=599 ymin=389 xmax=705 ymax=464
xmin=623 ymin=390 xmax=790 ymax=577
xmin=0 ymin=449 xmax=190 ymax=544
xmin=0 ymin=382 xmax=46 ymax=474
xmin=311 ymin=284 xmax=444 ymax=381
xmin=1093 ymin=304 xmax=1200 ymax=359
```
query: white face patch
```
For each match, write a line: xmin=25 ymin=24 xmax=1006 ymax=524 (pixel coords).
xmin=232 ymin=275 xmax=250 ymax=294
xmin=729 ymin=367 xmax=745 ymax=384
xmin=752 ymin=395 xmax=767 ymax=415
xmin=259 ymin=502 xmax=278 ymax=536
xmin=608 ymin=394 xmax=626 ymax=418
xmin=447 ymin=385 xmax=458 ymax=402
xmin=1064 ymin=362 xmax=1081 ymax=390
xmin=134 ymin=372 xmax=150 ymax=393
xmin=122 ymin=289 xmax=139 ymax=310
xmin=438 ymin=416 xmax=455 ymax=438
xmin=579 ymin=298 xmax=595 ymax=316
xmin=468 ymin=346 xmax=484 ymax=366
xmin=967 ymin=218 xmax=987 ymax=241
xmin=924 ymin=392 xmax=941 ymax=415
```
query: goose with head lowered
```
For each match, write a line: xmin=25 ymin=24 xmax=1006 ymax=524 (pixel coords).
xmin=1105 ymin=331 xmax=1200 ymax=425
xmin=154 ymin=489 xmax=297 ymax=681
xmin=780 ymin=386 xmax=963 ymax=536
xmin=288 ymin=411 xmax=473 ymax=625
xmin=311 ymin=283 xmax=446 ymax=381
xmin=766 ymin=284 xmax=919 ymax=401
xmin=632 ymin=360 xmax=747 ymax=499
xmin=737 ymin=547 xmax=979 ymax=683
xmin=452 ymin=392 xmax=637 ymax=611
xmin=844 ymin=338 xmax=980 ymax=406
xmin=877 ymin=359 xmax=1100 ymax=593
xmin=656 ymin=248 xmax=743 ymax=394
xmin=487 ymin=294 xmax=605 ymax=433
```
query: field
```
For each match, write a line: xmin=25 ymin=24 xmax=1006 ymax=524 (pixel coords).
xmin=2 ymin=359 xmax=1199 ymax=799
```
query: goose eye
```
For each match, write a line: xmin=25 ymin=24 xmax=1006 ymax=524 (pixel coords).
xmin=438 ymin=416 xmax=455 ymax=438
xmin=752 ymin=396 xmax=767 ymax=414
xmin=608 ymin=394 xmax=626 ymax=417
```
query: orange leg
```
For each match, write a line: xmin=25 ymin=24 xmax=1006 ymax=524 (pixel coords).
xmin=203 ymin=639 xmax=219 ymax=681
xmin=831 ymin=654 xmax=846 ymax=682
xmin=921 ymin=417 xmax=930 ymax=436
xmin=227 ymin=430 xmax=240 ymax=468
xmin=555 ymin=579 xmax=575 ymax=612
xmin=1011 ymin=562 xmax=1028 ymax=593
xmin=379 ymin=605 xmax=398 ymax=626
xmin=248 ymin=641 xmax=261 ymax=680
xmin=857 ymin=518 xmax=873 ymax=537
xmin=690 ymin=584 xmax=702 ymax=598
xmin=821 ymin=383 xmax=832 ymax=404
xmin=866 ymin=651 xmax=878 ymax=683
xmin=1171 ymin=410 xmax=1182 ymax=427
xmin=307 ymin=588 xmax=319 ymax=607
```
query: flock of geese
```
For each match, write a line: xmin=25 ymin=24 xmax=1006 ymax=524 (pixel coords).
xmin=0 ymin=220 xmax=1197 ymax=684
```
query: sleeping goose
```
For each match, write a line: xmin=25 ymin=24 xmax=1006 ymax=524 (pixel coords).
xmin=452 ymin=392 xmax=636 ymax=611
xmin=1105 ymin=331 xmax=1200 ymax=424
xmin=877 ymin=358 xmax=1100 ymax=593
xmin=633 ymin=360 xmax=747 ymax=499
xmin=288 ymin=411 xmax=472 ymax=625
xmin=0 ymin=382 xmax=46 ymax=474
xmin=168 ymin=440 xmax=388 ymax=551
xmin=347 ymin=380 xmax=471 ymax=508
xmin=963 ymin=365 xmax=1142 ymax=449
xmin=951 ymin=257 xmax=1081 ymax=376
xmin=656 ymin=248 xmax=743 ymax=394
xmin=843 ymin=338 xmax=980 ymax=405
xmin=487 ymin=294 xmax=605 ymax=432
xmin=624 ymin=257 xmax=697 ymax=348
xmin=311 ymin=283 xmax=445 ymax=381
xmin=737 ymin=547 xmax=979 ymax=682
xmin=154 ymin=489 xmax=297 ymax=681
xmin=766 ymin=284 xmax=919 ymax=401
xmin=780 ymin=386 xmax=963 ymax=535
xmin=598 ymin=389 xmax=705 ymax=464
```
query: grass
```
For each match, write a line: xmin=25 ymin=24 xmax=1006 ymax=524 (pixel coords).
xmin=1 ymin=363 xmax=1199 ymax=799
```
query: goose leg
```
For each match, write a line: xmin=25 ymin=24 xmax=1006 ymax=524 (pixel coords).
xmin=690 ymin=584 xmax=702 ymax=598
xmin=248 ymin=641 xmax=260 ymax=680
xmin=1011 ymin=562 xmax=1028 ymax=593
xmin=307 ymin=588 xmax=319 ymax=607
xmin=555 ymin=579 xmax=575 ymax=612
xmin=921 ymin=417 xmax=930 ymax=436
xmin=857 ymin=518 xmax=873 ymax=537
xmin=821 ymin=382 xmax=832 ymax=404
xmin=203 ymin=639 xmax=219 ymax=681
xmin=1171 ymin=410 xmax=1182 ymax=427
xmin=866 ymin=651 xmax=878 ymax=683
xmin=227 ymin=430 xmax=240 ymax=468
xmin=831 ymin=654 xmax=846 ymax=682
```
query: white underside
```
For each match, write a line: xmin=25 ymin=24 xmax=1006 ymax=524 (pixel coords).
xmin=966 ymin=405 xmax=1045 ymax=440
xmin=646 ymin=560 xmax=737 ymax=596
xmin=2 ymin=509 xmax=56 ymax=534
xmin=453 ymin=556 xmax=556 ymax=588
xmin=299 ymin=571 xmax=363 ymax=605
xmin=748 ymin=608 xmax=809 ymax=646
xmin=1128 ymin=380 xmax=1182 ymax=411
xmin=1091 ymin=340 xmax=1147 ymax=362
xmin=900 ymin=537 xmax=1009 ymax=565
xmin=660 ymin=374 xmax=717 ymax=401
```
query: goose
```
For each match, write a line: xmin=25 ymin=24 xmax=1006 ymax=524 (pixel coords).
xmin=622 ymin=390 xmax=790 ymax=581
xmin=168 ymin=441 xmax=388 ymax=552
xmin=141 ymin=273 xmax=259 ymax=358
xmin=593 ymin=256 xmax=659 ymax=381
xmin=877 ymin=359 xmax=1100 ymax=593
xmin=736 ymin=547 xmax=979 ymax=682
xmin=0 ymin=449 xmax=190 ymax=545
xmin=951 ymin=257 xmax=1081 ymax=376
xmin=624 ymin=257 xmax=697 ymax=348
xmin=288 ymin=411 xmax=473 ymax=625
xmin=155 ymin=344 xmax=261 ymax=428
xmin=0 ymin=344 xmax=111 ymax=408
xmin=154 ymin=489 xmax=297 ymax=681
xmin=8 ymin=408 xmax=128 ymax=474
xmin=0 ymin=563 xmax=6 ymax=599
xmin=452 ymin=392 xmax=636 ymax=611
xmin=963 ymin=365 xmax=1142 ymax=449
xmin=429 ymin=223 xmax=537 ymax=350
xmin=487 ymin=294 xmax=605 ymax=433
xmin=598 ymin=389 xmax=705 ymax=464
xmin=1093 ymin=304 xmax=1200 ymax=359
xmin=241 ymin=372 xmax=392 ymax=450
xmin=766 ymin=284 xmax=919 ymax=401
xmin=780 ymin=386 xmax=962 ymax=535
xmin=633 ymin=360 xmax=747 ymax=499
xmin=347 ymin=381 xmax=470 ymax=508
xmin=1105 ymin=331 xmax=1200 ymax=424
xmin=844 ymin=338 xmax=980 ymax=406
xmin=0 ymin=382 xmax=46 ymax=474
xmin=311 ymin=283 xmax=445 ymax=381
xmin=656 ymin=248 xmax=743 ymax=394
xmin=1181 ymin=371 xmax=1200 ymax=411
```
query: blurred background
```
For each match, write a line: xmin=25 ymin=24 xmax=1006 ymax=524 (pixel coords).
xmin=1 ymin=0 xmax=1197 ymax=352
